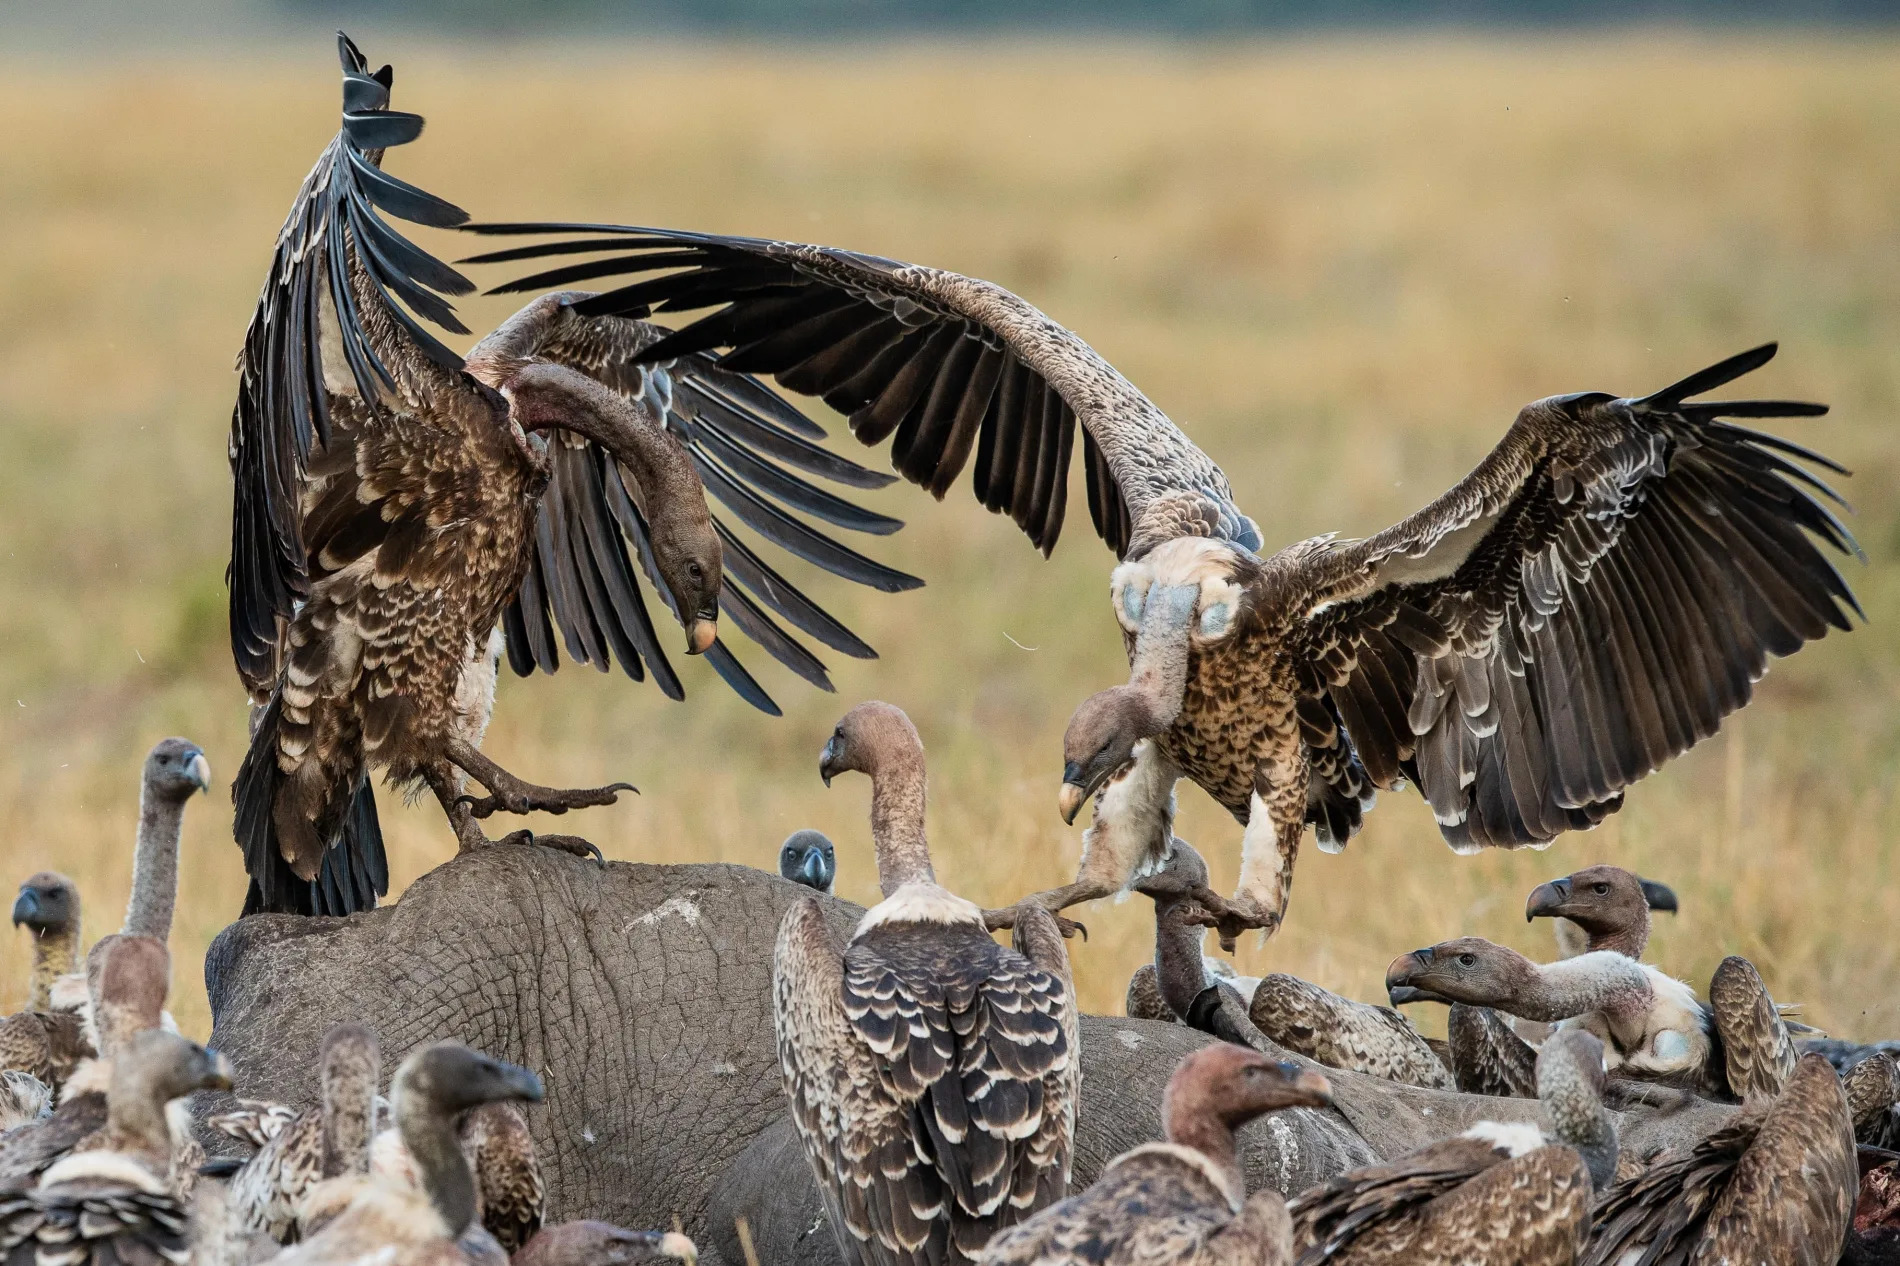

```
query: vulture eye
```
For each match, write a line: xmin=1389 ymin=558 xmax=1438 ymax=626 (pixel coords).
xmin=1457 ymin=953 xmax=1478 ymax=968
xmin=687 ymin=562 xmax=705 ymax=583
xmin=1593 ymin=883 xmax=1610 ymax=895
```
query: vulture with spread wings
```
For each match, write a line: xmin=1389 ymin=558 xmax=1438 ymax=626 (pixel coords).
xmin=226 ymin=38 xmax=912 ymax=916
xmin=464 ymin=221 xmax=1858 ymax=945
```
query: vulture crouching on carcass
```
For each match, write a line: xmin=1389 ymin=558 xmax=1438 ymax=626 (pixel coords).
xmin=1288 ymin=1030 xmax=1614 ymax=1266
xmin=0 ymin=1031 xmax=231 ymax=1266
xmin=267 ymin=1044 xmax=544 ymax=1266
xmin=775 ymin=701 xmax=1078 ymax=1265
xmin=228 ymin=37 xmax=912 ymax=917
xmin=978 ymin=1044 xmax=1335 ymax=1266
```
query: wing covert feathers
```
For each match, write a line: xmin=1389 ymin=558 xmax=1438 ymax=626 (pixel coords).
xmin=1447 ymin=1005 xmax=1539 ymax=1099
xmin=1248 ymin=976 xmax=1452 ymax=1091
xmin=1708 ymin=955 xmax=1800 ymax=1104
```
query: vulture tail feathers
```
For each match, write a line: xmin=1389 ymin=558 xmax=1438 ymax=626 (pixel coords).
xmin=236 ymin=700 xmax=388 ymax=918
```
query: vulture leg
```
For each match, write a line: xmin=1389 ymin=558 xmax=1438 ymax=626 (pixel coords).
xmin=430 ymin=747 xmax=618 ymax=867
xmin=1222 ymin=744 xmax=1310 ymax=949
xmin=444 ymin=737 xmax=636 ymax=820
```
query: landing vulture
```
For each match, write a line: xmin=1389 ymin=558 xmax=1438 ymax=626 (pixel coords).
xmin=226 ymin=37 xmax=913 ymax=916
xmin=464 ymin=217 xmax=1857 ymax=944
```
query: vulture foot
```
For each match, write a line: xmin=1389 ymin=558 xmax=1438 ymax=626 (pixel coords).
xmin=1208 ymin=893 xmax=1278 ymax=953
xmin=446 ymin=738 xmax=636 ymax=820
xmin=491 ymin=830 xmax=607 ymax=867
xmin=982 ymin=902 xmax=1088 ymax=941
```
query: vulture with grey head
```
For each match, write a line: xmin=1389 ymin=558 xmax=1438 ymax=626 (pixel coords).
xmin=463 ymin=210 xmax=1856 ymax=948
xmin=775 ymin=701 xmax=1078 ymax=1266
xmin=1287 ymin=1029 xmax=1614 ymax=1266
xmin=227 ymin=36 xmax=915 ymax=916
xmin=977 ymin=1044 xmax=1335 ymax=1266
xmin=1 ymin=875 xmax=89 ymax=1093
xmin=778 ymin=829 xmax=837 ymax=894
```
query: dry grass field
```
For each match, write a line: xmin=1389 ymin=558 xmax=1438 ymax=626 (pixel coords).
xmin=0 ymin=35 xmax=1895 ymax=1041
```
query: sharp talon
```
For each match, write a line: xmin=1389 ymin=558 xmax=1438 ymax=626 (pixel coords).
xmin=453 ymin=794 xmax=476 ymax=812
xmin=1061 ymin=917 xmax=1088 ymax=942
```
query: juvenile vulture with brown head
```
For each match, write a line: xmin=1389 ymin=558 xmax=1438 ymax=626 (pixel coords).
xmin=2 ymin=875 xmax=90 ymax=1093
xmin=775 ymin=701 xmax=1078 ymax=1266
xmin=1288 ymin=1029 xmax=1612 ymax=1266
xmin=1524 ymin=864 xmax=1676 ymax=960
xmin=1584 ymin=1052 xmax=1856 ymax=1266
xmin=0 ymin=1030 xmax=231 ymax=1266
xmin=468 ymin=213 xmax=1857 ymax=947
xmin=227 ymin=36 xmax=913 ymax=917
xmin=978 ymin=1044 xmax=1335 ymax=1266
xmin=267 ymin=1044 xmax=545 ymax=1266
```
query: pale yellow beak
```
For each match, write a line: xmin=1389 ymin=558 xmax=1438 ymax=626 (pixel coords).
xmin=1058 ymin=782 xmax=1088 ymax=826
xmin=687 ymin=618 xmax=718 ymax=656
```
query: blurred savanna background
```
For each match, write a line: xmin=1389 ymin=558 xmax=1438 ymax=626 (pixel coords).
xmin=0 ymin=0 xmax=1896 ymax=1042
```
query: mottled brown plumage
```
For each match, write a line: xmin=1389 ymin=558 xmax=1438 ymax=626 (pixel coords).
xmin=1707 ymin=954 xmax=1801 ymax=1104
xmin=776 ymin=702 xmax=1077 ymax=1266
xmin=460 ymin=1102 xmax=542 ymax=1254
xmin=1446 ymin=1004 xmax=1539 ymax=1099
xmin=979 ymin=1045 xmax=1333 ymax=1266
xmin=228 ymin=38 xmax=907 ymax=918
xmin=1247 ymin=977 xmax=1452 ymax=1092
xmin=1844 ymin=1054 xmax=1900 ymax=1149
xmin=1584 ymin=1053 xmax=1856 ymax=1266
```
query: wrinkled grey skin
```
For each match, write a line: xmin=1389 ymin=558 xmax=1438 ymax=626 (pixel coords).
xmin=207 ymin=850 xmax=1735 ymax=1266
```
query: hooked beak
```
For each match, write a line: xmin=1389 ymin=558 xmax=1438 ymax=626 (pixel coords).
xmin=1384 ymin=948 xmax=1436 ymax=1006
xmin=186 ymin=750 xmax=212 ymax=796
xmin=687 ymin=617 xmax=718 ymax=656
xmin=10 ymin=890 xmax=38 ymax=928
xmin=798 ymin=850 xmax=830 ymax=890
xmin=1525 ymin=878 xmax=1571 ymax=922
xmin=655 ymin=1232 xmax=698 ymax=1265
xmin=819 ymin=736 xmax=845 ymax=788
xmin=1058 ymin=769 xmax=1089 ymax=826
xmin=498 ymin=1061 xmax=547 ymax=1104
xmin=1285 ymin=1062 xmax=1335 ymax=1108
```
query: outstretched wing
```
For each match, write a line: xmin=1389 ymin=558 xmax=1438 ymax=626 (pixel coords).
xmin=477 ymin=296 xmax=918 ymax=715
xmin=1290 ymin=344 xmax=1857 ymax=851
xmin=227 ymin=33 xmax=474 ymax=695
xmin=462 ymin=224 xmax=1256 ymax=560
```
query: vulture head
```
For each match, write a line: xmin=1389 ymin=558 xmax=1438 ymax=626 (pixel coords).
xmin=117 ymin=1029 xmax=234 ymax=1107
xmin=514 ymin=1221 xmax=698 ymax=1266
xmin=1526 ymin=864 xmax=1673 ymax=937
xmin=818 ymin=701 xmax=920 ymax=787
xmin=1162 ymin=1043 xmax=1333 ymax=1139
xmin=12 ymin=871 xmax=79 ymax=938
xmin=1384 ymin=937 xmax=1533 ymax=1009
xmin=778 ymin=830 xmax=836 ymax=894
xmin=143 ymin=738 xmax=211 ymax=804
xmin=1059 ymin=688 xmax=1164 ymax=824
xmin=396 ymin=1043 xmax=545 ymax=1119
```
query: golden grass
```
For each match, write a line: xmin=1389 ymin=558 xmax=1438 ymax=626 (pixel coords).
xmin=0 ymin=35 xmax=1895 ymax=1043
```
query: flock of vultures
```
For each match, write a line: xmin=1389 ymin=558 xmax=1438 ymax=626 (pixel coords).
xmin=0 ymin=29 xmax=1892 ymax=1266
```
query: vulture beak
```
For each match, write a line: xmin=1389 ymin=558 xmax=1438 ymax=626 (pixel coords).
xmin=798 ymin=849 xmax=830 ymax=890
xmin=499 ymin=1061 xmax=547 ymax=1104
xmin=1640 ymin=878 xmax=1679 ymax=914
xmin=1058 ymin=766 xmax=1090 ymax=827
xmin=1525 ymin=878 xmax=1571 ymax=921
xmin=203 ymin=1049 xmax=236 ymax=1093
xmin=819 ymin=736 xmax=845 ymax=788
xmin=1286 ymin=1063 xmax=1336 ymax=1108
xmin=186 ymin=750 xmax=212 ymax=796
xmin=1385 ymin=948 xmax=1434 ymax=1006
xmin=10 ymin=890 xmax=38 ymax=928
xmin=687 ymin=617 xmax=718 ymax=656
xmin=655 ymin=1232 xmax=699 ymax=1266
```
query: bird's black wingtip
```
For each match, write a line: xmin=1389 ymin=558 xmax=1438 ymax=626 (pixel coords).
xmin=1638 ymin=342 xmax=1781 ymax=411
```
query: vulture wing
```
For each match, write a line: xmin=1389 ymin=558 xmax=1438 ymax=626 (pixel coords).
xmin=1700 ymin=1053 xmax=1856 ymax=1265
xmin=1708 ymin=955 xmax=1801 ymax=1104
xmin=1288 ymin=1133 xmax=1514 ymax=1265
xmin=463 ymin=224 xmax=1256 ymax=560
xmin=227 ymin=33 xmax=474 ymax=697
xmin=976 ymin=1153 xmax=1242 ymax=1266
xmin=1447 ymin=1004 xmax=1539 ymax=1098
xmin=1290 ymin=344 xmax=1857 ymax=851
xmin=1583 ymin=1107 xmax=1763 ymax=1266
xmin=1249 ymin=975 xmax=1453 ymax=1091
xmin=477 ymin=299 xmax=915 ymax=715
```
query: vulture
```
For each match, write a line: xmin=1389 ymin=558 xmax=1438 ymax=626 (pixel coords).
xmin=267 ymin=1044 xmax=545 ymax=1266
xmin=1 ymin=876 xmax=89 ymax=1093
xmin=512 ymin=1219 xmax=698 ymax=1266
xmin=1444 ymin=1004 xmax=1539 ymax=1099
xmin=775 ymin=701 xmax=1078 ymax=1265
xmin=977 ymin=1044 xmax=1336 ymax=1266
xmin=1288 ymin=1029 xmax=1613 ymax=1266
xmin=0 ymin=1030 xmax=231 ymax=1266
xmin=1843 ymin=1053 xmax=1900 ymax=1150
xmin=778 ymin=829 xmax=837 ymax=894
xmin=459 ymin=1102 xmax=544 ymax=1255
xmin=0 ymin=1074 xmax=49 ymax=1135
xmin=227 ymin=36 xmax=910 ymax=917
xmin=1385 ymin=938 xmax=1803 ymax=1102
xmin=1121 ymin=840 xmax=1256 ymax=1028
xmin=1584 ymin=1052 xmax=1857 ymax=1266
xmin=214 ymin=1023 xmax=380 ymax=1247
xmin=121 ymin=739 xmax=211 ymax=943
xmin=0 ymin=936 xmax=171 ymax=1189
xmin=1525 ymin=864 xmax=1675 ymax=960
xmin=464 ymin=212 xmax=1858 ymax=948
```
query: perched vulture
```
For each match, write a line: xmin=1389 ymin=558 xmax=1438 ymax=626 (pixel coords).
xmin=1386 ymin=938 xmax=1803 ymax=1103
xmin=1524 ymin=863 xmax=1675 ymax=960
xmin=1584 ymin=1053 xmax=1856 ymax=1266
xmin=1121 ymin=841 xmax=1256 ymax=1030
xmin=977 ymin=1044 xmax=1335 ymax=1266
xmin=777 ymin=829 xmax=837 ymax=894
xmin=227 ymin=36 xmax=912 ymax=917
xmin=0 ymin=1031 xmax=231 ymax=1266
xmin=775 ymin=701 xmax=1078 ymax=1265
xmin=1843 ymin=1053 xmax=1900 ymax=1150
xmin=121 ymin=739 xmax=211 ymax=942
xmin=267 ymin=1044 xmax=545 ymax=1266
xmin=1288 ymin=1030 xmax=1613 ymax=1265
xmin=466 ymin=211 xmax=1857 ymax=946
xmin=0 ymin=937 xmax=171 ymax=1189
xmin=1 ymin=876 xmax=89 ymax=1093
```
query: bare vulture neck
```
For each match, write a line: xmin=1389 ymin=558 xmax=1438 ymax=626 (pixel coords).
xmin=1152 ymin=901 xmax=1212 ymax=1021
xmin=29 ymin=922 xmax=81 ymax=1013
xmin=1125 ymin=582 xmax=1200 ymax=733
xmin=398 ymin=1097 xmax=479 ymax=1239
xmin=1512 ymin=953 xmax=1656 ymax=1023
xmin=503 ymin=362 xmax=700 ymax=514
xmin=123 ymin=786 xmax=185 ymax=942
xmin=1587 ymin=911 xmax=1650 ymax=959
xmin=867 ymin=748 xmax=933 ymax=897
